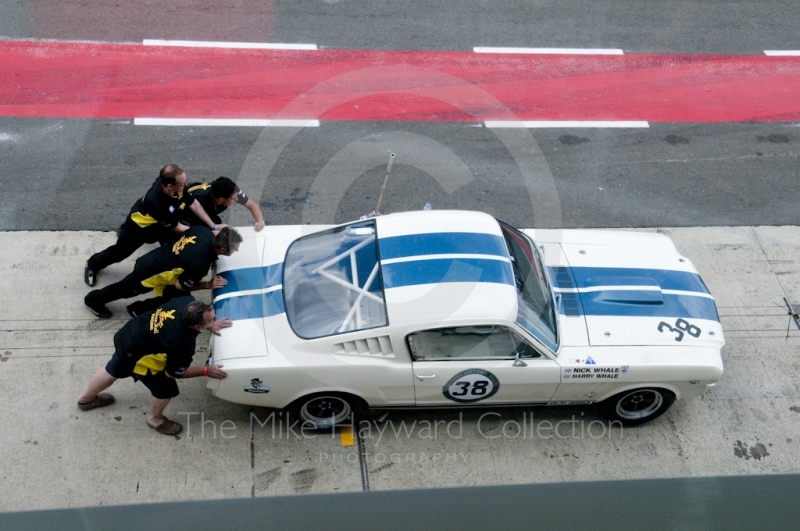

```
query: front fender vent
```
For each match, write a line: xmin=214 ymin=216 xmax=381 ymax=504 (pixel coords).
xmin=333 ymin=335 xmax=395 ymax=357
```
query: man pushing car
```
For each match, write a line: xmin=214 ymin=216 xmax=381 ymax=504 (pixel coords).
xmin=76 ymin=296 xmax=231 ymax=436
xmin=83 ymin=226 xmax=242 ymax=319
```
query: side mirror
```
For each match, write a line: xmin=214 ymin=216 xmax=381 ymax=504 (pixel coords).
xmin=513 ymin=351 xmax=527 ymax=367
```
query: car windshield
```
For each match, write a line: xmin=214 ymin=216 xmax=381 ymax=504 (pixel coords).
xmin=498 ymin=221 xmax=558 ymax=352
xmin=283 ymin=220 xmax=388 ymax=339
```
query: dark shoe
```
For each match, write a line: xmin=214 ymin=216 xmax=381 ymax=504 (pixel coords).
xmin=126 ymin=305 xmax=139 ymax=318
xmin=78 ymin=392 xmax=115 ymax=411
xmin=84 ymin=264 xmax=96 ymax=287
xmin=148 ymin=417 xmax=183 ymax=436
xmin=85 ymin=294 xmax=112 ymax=319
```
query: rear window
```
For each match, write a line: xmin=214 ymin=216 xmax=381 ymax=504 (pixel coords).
xmin=283 ymin=220 xmax=388 ymax=339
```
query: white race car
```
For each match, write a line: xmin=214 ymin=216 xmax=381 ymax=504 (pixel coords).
xmin=207 ymin=210 xmax=724 ymax=427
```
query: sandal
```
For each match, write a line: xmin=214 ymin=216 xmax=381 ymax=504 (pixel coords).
xmin=148 ymin=417 xmax=183 ymax=436
xmin=77 ymin=392 xmax=115 ymax=411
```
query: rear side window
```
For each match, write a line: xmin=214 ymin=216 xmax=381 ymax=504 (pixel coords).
xmin=283 ymin=221 xmax=388 ymax=339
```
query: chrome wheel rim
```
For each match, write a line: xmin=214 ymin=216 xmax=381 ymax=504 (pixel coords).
xmin=615 ymin=389 xmax=664 ymax=420
xmin=299 ymin=396 xmax=351 ymax=428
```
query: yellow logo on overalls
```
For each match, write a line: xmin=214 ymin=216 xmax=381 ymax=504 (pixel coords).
xmin=172 ymin=235 xmax=197 ymax=255
xmin=189 ymin=183 xmax=211 ymax=193
xmin=149 ymin=308 xmax=176 ymax=334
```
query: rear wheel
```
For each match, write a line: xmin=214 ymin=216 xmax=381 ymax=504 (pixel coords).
xmin=599 ymin=388 xmax=675 ymax=426
xmin=288 ymin=393 xmax=365 ymax=430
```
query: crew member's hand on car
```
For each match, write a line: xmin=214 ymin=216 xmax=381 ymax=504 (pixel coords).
xmin=210 ymin=275 xmax=227 ymax=289
xmin=209 ymin=317 xmax=233 ymax=336
xmin=206 ymin=363 xmax=227 ymax=379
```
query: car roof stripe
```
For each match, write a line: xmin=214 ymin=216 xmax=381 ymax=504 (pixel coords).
xmin=378 ymin=232 xmax=509 ymax=260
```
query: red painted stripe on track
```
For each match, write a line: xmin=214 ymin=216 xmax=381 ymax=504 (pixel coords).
xmin=1 ymin=41 xmax=800 ymax=122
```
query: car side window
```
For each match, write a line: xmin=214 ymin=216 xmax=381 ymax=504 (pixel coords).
xmin=407 ymin=325 xmax=542 ymax=361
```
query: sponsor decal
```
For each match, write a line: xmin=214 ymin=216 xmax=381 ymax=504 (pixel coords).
xmin=244 ymin=378 xmax=270 ymax=394
xmin=563 ymin=367 xmax=624 ymax=380
xmin=442 ymin=369 xmax=500 ymax=403
xmin=585 ymin=356 xmax=596 ymax=365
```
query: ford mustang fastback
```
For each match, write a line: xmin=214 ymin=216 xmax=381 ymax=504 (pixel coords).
xmin=206 ymin=210 xmax=724 ymax=428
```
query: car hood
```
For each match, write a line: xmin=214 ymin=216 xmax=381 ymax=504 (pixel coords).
xmin=524 ymin=229 xmax=725 ymax=349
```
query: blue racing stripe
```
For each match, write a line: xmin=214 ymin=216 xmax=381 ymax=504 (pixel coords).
xmin=580 ymin=291 xmax=720 ymax=321
xmin=549 ymin=266 xmax=718 ymax=321
xmin=382 ymin=258 xmax=514 ymax=288
xmin=214 ymin=263 xmax=284 ymax=297
xmin=566 ymin=266 xmax=709 ymax=293
xmin=214 ymin=290 xmax=285 ymax=321
xmin=379 ymin=232 xmax=509 ymax=260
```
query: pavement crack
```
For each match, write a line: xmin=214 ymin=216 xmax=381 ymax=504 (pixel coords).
xmin=356 ymin=425 xmax=371 ymax=492
xmin=249 ymin=407 xmax=256 ymax=498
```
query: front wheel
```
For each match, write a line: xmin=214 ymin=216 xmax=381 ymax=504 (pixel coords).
xmin=288 ymin=392 xmax=365 ymax=430
xmin=598 ymin=388 xmax=675 ymax=426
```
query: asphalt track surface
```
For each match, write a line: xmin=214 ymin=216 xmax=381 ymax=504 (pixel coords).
xmin=1 ymin=1 xmax=800 ymax=231
xmin=1 ymin=0 xmax=800 ymax=520
xmin=3 ymin=119 xmax=798 ymax=230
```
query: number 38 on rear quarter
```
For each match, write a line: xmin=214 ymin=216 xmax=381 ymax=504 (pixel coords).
xmin=205 ymin=210 xmax=724 ymax=428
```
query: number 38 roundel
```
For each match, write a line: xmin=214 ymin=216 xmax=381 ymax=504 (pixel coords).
xmin=443 ymin=369 xmax=500 ymax=403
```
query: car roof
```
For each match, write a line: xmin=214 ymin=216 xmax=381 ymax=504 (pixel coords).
xmin=374 ymin=210 xmax=519 ymax=326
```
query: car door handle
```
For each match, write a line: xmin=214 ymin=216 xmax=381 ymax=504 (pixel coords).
xmin=415 ymin=373 xmax=437 ymax=380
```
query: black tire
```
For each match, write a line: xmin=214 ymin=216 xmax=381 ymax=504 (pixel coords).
xmin=598 ymin=388 xmax=676 ymax=426
xmin=287 ymin=392 xmax=365 ymax=430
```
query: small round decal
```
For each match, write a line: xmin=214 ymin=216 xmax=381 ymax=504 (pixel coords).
xmin=442 ymin=369 xmax=500 ymax=403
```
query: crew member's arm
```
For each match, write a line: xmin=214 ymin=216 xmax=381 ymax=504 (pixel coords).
xmin=188 ymin=200 xmax=229 ymax=232
xmin=172 ymin=222 xmax=191 ymax=234
xmin=243 ymin=198 xmax=265 ymax=232
xmin=170 ymin=363 xmax=227 ymax=379
xmin=165 ymin=363 xmax=227 ymax=379
xmin=164 ymin=318 xmax=233 ymax=380
xmin=173 ymin=275 xmax=226 ymax=292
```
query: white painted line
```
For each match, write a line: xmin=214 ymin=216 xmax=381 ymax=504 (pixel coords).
xmin=134 ymin=118 xmax=320 ymax=127
xmin=474 ymin=47 xmax=624 ymax=55
xmin=381 ymin=254 xmax=511 ymax=266
xmin=662 ymin=289 xmax=715 ymax=300
xmin=485 ymin=120 xmax=649 ymax=128
xmin=213 ymin=285 xmax=282 ymax=303
xmin=143 ymin=39 xmax=317 ymax=50
xmin=764 ymin=50 xmax=800 ymax=56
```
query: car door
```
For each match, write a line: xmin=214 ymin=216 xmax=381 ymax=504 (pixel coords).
xmin=408 ymin=325 xmax=561 ymax=406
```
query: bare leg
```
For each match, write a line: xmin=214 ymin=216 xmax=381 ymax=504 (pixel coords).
xmin=77 ymin=368 xmax=117 ymax=404
xmin=147 ymin=397 xmax=172 ymax=428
